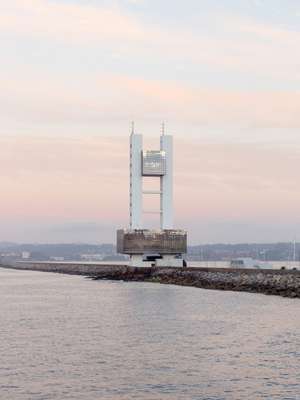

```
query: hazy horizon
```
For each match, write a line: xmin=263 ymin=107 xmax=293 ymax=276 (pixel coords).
xmin=1 ymin=0 xmax=300 ymax=243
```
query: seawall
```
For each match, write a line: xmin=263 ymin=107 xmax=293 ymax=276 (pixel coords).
xmin=2 ymin=262 xmax=128 ymax=276
xmin=2 ymin=262 xmax=300 ymax=298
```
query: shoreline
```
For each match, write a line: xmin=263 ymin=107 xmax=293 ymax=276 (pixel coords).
xmin=2 ymin=262 xmax=300 ymax=298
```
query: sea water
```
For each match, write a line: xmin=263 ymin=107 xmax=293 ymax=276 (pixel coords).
xmin=1 ymin=268 xmax=300 ymax=400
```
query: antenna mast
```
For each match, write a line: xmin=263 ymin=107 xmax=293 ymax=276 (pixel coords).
xmin=131 ymin=121 xmax=135 ymax=135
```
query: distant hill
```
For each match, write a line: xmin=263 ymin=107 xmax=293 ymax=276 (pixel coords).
xmin=187 ymin=242 xmax=297 ymax=261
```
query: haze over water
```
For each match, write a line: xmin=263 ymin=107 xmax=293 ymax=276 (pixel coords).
xmin=1 ymin=268 xmax=300 ymax=400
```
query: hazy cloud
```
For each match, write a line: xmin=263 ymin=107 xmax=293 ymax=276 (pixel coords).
xmin=1 ymin=74 xmax=299 ymax=129
xmin=2 ymin=135 xmax=300 ymax=242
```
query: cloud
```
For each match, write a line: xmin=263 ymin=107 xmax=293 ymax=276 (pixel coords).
xmin=237 ymin=18 xmax=299 ymax=42
xmin=1 ymin=73 xmax=299 ymax=129
xmin=1 ymin=1 xmax=299 ymax=82
xmin=1 ymin=134 xmax=300 ymax=221
xmin=0 ymin=135 xmax=129 ymax=221
xmin=0 ymin=0 xmax=144 ymax=42
xmin=2 ymin=134 xmax=300 ymax=241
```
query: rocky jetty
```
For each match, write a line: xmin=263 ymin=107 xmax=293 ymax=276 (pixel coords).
xmin=2 ymin=262 xmax=300 ymax=298
xmin=90 ymin=266 xmax=300 ymax=298
xmin=146 ymin=268 xmax=300 ymax=298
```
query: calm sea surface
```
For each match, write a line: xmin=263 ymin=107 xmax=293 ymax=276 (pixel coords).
xmin=1 ymin=268 xmax=300 ymax=400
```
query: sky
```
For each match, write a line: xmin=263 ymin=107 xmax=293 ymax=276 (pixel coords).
xmin=0 ymin=0 xmax=300 ymax=244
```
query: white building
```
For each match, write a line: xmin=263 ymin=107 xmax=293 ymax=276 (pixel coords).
xmin=21 ymin=251 xmax=31 ymax=259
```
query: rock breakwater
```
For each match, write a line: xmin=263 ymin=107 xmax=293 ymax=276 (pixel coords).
xmin=147 ymin=268 xmax=300 ymax=298
xmin=2 ymin=262 xmax=300 ymax=298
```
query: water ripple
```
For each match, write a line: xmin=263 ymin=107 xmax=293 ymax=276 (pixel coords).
xmin=1 ymin=268 xmax=300 ymax=400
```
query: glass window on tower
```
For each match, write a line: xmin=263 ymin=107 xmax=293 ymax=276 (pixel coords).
xmin=142 ymin=150 xmax=166 ymax=176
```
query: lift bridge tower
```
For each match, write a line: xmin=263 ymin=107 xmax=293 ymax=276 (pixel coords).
xmin=117 ymin=127 xmax=187 ymax=267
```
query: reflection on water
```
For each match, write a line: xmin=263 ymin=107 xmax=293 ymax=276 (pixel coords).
xmin=1 ymin=268 xmax=300 ymax=400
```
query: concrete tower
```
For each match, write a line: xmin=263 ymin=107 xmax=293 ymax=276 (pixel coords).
xmin=130 ymin=132 xmax=173 ymax=230
xmin=117 ymin=128 xmax=187 ymax=267
xmin=160 ymin=133 xmax=173 ymax=229
xmin=129 ymin=133 xmax=143 ymax=229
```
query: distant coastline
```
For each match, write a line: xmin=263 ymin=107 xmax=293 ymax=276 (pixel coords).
xmin=1 ymin=242 xmax=299 ymax=264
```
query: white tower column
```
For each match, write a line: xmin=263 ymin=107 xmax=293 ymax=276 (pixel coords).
xmin=130 ymin=134 xmax=143 ymax=229
xmin=160 ymin=135 xmax=173 ymax=229
xmin=117 ymin=129 xmax=187 ymax=268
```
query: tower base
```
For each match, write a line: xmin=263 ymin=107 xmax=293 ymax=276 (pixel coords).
xmin=117 ymin=229 xmax=187 ymax=268
xmin=129 ymin=254 xmax=184 ymax=268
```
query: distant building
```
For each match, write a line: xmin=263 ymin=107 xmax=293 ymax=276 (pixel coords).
xmin=80 ymin=254 xmax=104 ymax=261
xmin=0 ymin=252 xmax=19 ymax=258
xmin=21 ymin=251 xmax=31 ymax=259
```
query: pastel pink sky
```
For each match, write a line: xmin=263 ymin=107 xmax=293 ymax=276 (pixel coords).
xmin=2 ymin=135 xmax=300 ymax=243
xmin=1 ymin=0 xmax=300 ymax=243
